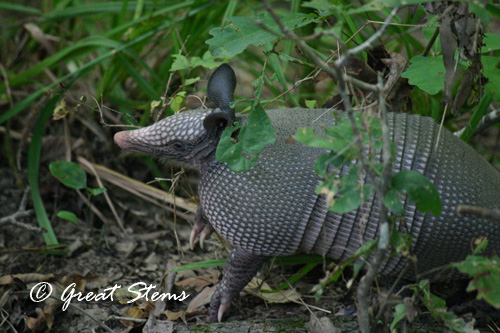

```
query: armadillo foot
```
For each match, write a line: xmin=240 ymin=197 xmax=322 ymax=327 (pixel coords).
xmin=190 ymin=206 xmax=214 ymax=250
xmin=207 ymin=249 xmax=268 ymax=322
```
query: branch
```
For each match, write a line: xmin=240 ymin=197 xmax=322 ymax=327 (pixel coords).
xmin=457 ymin=205 xmax=500 ymax=222
xmin=0 ymin=187 xmax=44 ymax=233
xmin=356 ymin=75 xmax=393 ymax=333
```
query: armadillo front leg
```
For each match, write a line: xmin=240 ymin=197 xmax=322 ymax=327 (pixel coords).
xmin=190 ymin=206 xmax=214 ymax=250
xmin=209 ymin=249 xmax=268 ymax=322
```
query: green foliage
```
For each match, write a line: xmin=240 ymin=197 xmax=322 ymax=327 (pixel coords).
xmin=385 ymin=170 xmax=442 ymax=216
xmin=453 ymin=253 xmax=500 ymax=309
xmin=414 ymin=280 xmax=478 ymax=333
xmin=206 ymin=13 xmax=316 ymax=58
xmin=483 ymin=33 xmax=500 ymax=52
xmin=312 ymin=239 xmax=377 ymax=299
xmin=390 ymin=303 xmax=406 ymax=331
xmin=482 ymin=56 xmax=500 ymax=102
xmin=49 ymin=161 xmax=87 ymax=190
xmin=401 ymin=56 xmax=446 ymax=95
xmin=170 ymin=51 xmax=221 ymax=71
xmin=170 ymin=259 xmax=226 ymax=273
xmin=57 ymin=210 xmax=79 ymax=224
xmin=216 ymin=103 xmax=276 ymax=172
xmin=460 ymin=90 xmax=495 ymax=142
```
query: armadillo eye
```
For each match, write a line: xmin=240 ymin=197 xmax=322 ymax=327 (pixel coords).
xmin=172 ymin=142 xmax=184 ymax=151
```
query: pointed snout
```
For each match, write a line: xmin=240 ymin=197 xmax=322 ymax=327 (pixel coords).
xmin=114 ymin=131 xmax=133 ymax=151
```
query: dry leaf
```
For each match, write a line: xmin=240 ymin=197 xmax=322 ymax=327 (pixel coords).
xmin=245 ymin=278 xmax=301 ymax=304
xmin=187 ymin=285 xmax=216 ymax=311
xmin=175 ymin=274 xmax=218 ymax=292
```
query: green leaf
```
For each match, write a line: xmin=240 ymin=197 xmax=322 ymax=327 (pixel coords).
xmin=453 ymin=255 xmax=500 ymax=309
xmin=57 ymin=210 xmax=78 ymax=224
xmin=415 ymin=280 xmax=479 ymax=332
xmin=401 ymin=56 xmax=445 ymax=95
xmin=390 ymin=230 xmax=412 ymax=256
xmin=389 ymin=170 xmax=441 ymax=216
xmin=329 ymin=166 xmax=374 ymax=214
xmin=170 ymin=51 xmax=220 ymax=71
xmin=482 ymin=56 xmax=500 ymax=102
xmin=29 ymin=97 xmax=60 ymax=246
xmin=170 ymin=259 xmax=226 ymax=273
xmin=390 ymin=304 xmax=406 ymax=331
xmin=87 ymin=187 xmax=107 ymax=196
xmin=216 ymin=103 xmax=276 ymax=172
xmin=384 ymin=189 xmax=405 ymax=215
xmin=49 ymin=161 xmax=87 ymax=190
xmin=207 ymin=13 xmax=316 ymax=58
xmin=305 ymin=100 xmax=317 ymax=109
xmin=460 ymin=89 xmax=494 ymax=142
xmin=482 ymin=33 xmax=500 ymax=53
xmin=302 ymin=0 xmax=339 ymax=17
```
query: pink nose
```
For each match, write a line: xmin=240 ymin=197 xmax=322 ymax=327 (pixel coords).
xmin=114 ymin=131 xmax=131 ymax=150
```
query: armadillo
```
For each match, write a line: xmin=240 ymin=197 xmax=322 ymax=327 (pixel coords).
xmin=114 ymin=64 xmax=500 ymax=322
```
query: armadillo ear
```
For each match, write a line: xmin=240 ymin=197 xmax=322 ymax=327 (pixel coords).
xmin=207 ymin=64 xmax=236 ymax=122
xmin=203 ymin=111 xmax=232 ymax=137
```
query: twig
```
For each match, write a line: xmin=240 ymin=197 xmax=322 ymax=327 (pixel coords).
xmin=454 ymin=108 xmax=500 ymax=138
xmin=0 ymin=187 xmax=44 ymax=232
xmin=48 ymin=296 xmax=115 ymax=332
xmin=356 ymin=75 xmax=393 ymax=333
xmin=457 ymin=205 xmax=500 ymax=222
xmin=78 ymin=156 xmax=125 ymax=231
xmin=107 ymin=315 xmax=147 ymax=323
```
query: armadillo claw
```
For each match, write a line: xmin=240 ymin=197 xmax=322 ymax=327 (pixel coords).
xmin=208 ymin=288 xmax=232 ymax=322
xmin=199 ymin=224 xmax=215 ymax=249
xmin=189 ymin=222 xmax=215 ymax=250
xmin=218 ymin=302 xmax=230 ymax=323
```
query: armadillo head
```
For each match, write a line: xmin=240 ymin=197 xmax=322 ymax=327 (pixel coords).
xmin=114 ymin=64 xmax=236 ymax=171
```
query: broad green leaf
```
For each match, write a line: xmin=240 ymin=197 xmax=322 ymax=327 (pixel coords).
xmin=389 ymin=170 xmax=441 ymax=216
xmin=57 ymin=210 xmax=78 ymax=224
xmin=207 ymin=13 xmax=316 ymax=58
xmin=482 ymin=33 xmax=500 ymax=52
xmin=390 ymin=304 xmax=406 ymax=331
xmin=294 ymin=127 xmax=338 ymax=150
xmin=216 ymin=103 xmax=276 ymax=172
xmin=49 ymin=161 xmax=87 ymax=190
xmin=454 ymin=255 xmax=500 ymax=309
xmin=329 ymin=166 xmax=374 ymax=214
xmin=482 ymin=56 xmax=500 ymax=102
xmin=401 ymin=56 xmax=445 ymax=95
xmin=305 ymin=100 xmax=317 ymax=109
xmin=384 ymin=189 xmax=405 ymax=215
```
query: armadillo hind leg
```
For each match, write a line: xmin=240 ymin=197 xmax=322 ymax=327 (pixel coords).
xmin=190 ymin=206 xmax=214 ymax=250
xmin=209 ymin=249 xmax=268 ymax=322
